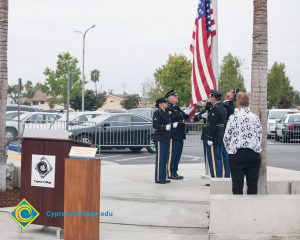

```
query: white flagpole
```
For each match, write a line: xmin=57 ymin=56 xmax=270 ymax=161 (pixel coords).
xmin=211 ymin=0 xmax=219 ymax=90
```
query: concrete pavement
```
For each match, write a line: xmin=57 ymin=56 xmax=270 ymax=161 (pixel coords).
xmin=1 ymin=163 xmax=300 ymax=239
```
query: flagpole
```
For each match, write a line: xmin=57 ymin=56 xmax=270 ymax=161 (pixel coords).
xmin=211 ymin=0 xmax=219 ymax=90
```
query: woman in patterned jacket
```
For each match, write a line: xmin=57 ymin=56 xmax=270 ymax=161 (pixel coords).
xmin=223 ymin=92 xmax=262 ymax=194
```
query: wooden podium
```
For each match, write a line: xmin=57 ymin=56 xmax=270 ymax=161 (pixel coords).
xmin=21 ymin=130 xmax=91 ymax=228
xmin=64 ymin=158 xmax=101 ymax=240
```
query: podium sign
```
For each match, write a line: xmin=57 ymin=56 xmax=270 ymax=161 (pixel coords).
xmin=31 ymin=154 xmax=56 ymax=188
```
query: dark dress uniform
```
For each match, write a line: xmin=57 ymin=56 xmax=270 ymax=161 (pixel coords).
xmin=194 ymin=102 xmax=212 ymax=173
xmin=165 ymin=102 xmax=189 ymax=179
xmin=223 ymin=100 xmax=235 ymax=121
xmin=221 ymin=99 xmax=235 ymax=178
xmin=206 ymin=99 xmax=228 ymax=178
xmin=153 ymin=102 xmax=172 ymax=183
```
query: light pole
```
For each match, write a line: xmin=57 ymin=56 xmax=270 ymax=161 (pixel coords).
xmin=75 ymin=24 xmax=96 ymax=111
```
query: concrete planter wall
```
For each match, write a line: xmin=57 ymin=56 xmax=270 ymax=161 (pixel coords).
xmin=209 ymin=179 xmax=300 ymax=238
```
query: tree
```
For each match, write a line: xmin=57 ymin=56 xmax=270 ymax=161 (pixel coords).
xmin=24 ymin=80 xmax=35 ymax=99
xmin=267 ymin=62 xmax=294 ymax=109
xmin=251 ymin=0 xmax=268 ymax=194
xmin=90 ymin=69 xmax=100 ymax=94
xmin=0 ymin=0 xmax=8 ymax=192
xmin=219 ymin=53 xmax=246 ymax=93
xmin=153 ymin=54 xmax=192 ymax=106
xmin=44 ymin=52 xmax=81 ymax=107
xmin=294 ymin=91 xmax=300 ymax=106
xmin=120 ymin=94 xmax=141 ymax=109
xmin=70 ymin=90 xmax=107 ymax=111
xmin=7 ymin=84 xmax=19 ymax=103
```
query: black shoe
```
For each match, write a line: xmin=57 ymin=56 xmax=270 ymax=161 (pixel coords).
xmin=155 ymin=180 xmax=171 ymax=184
xmin=175 ymin=174 xmax=184 ymax=180
xmin=155 ymin=181 xmax=166 ymax=184
xmin=168 ymin=175 xmax=177 ymax=179
xmin=168 ymin=174 xmax=183 ymax=180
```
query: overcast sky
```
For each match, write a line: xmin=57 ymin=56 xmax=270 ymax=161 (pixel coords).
xmin=8 ymin=0 xmax=300 ymax=95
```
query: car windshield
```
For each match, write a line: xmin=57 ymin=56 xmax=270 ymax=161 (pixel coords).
xmin=269 ymin=111 xmax=291 ymax=120
xmin=288 ymin=115 xmax=300 ymax=123
xmin=6 ymin=112 xmax=25 ymax=120
xmin=129 ymin=109 xmax=153 ymax=119
xmin=92 ymin=114 xmax=112 ymax=123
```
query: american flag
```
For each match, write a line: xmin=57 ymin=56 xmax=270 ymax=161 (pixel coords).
xmin=190 ymin=0 xmax=217 ymax=104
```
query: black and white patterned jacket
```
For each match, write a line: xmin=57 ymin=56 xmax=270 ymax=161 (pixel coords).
xmin=223 ymin=107 xmax=262 ymax=154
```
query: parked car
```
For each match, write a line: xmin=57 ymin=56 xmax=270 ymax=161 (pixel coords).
xmin=6 ymin=104 xmax=41 ymax=112
xmin=48 ymin=111 xmax=105 ymax=131
xmin=6 ymin=111 xmax=26 ymax=120
xmin=69 ymin=113 xmax=155 ymax=153
xmin=103 ymin=109 xmax=128 ymax=113
xmin=128 ymin=108 xmax=155 ymax=119
xmin=267 ymin=109 xmax=299 ymax=138
xmin=274 ymin=113 xmax=300 ymax=142
xmin=5 ymin=112 xmax=62 ymax=143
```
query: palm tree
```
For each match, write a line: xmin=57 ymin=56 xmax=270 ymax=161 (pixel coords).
xmin=250 ymin=0 xmax=268 ymax=194
xmin=0 ymin=0 xmax=8 ymax=192
xmin=90 ymin=69 xmax=100 ymax=94
xmin=24 ymin=80 xmax=34 ymax=99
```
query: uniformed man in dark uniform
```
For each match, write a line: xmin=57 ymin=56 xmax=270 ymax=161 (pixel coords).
xmin=153 ymin=97 xmax=172 ymax=184
xmin=206 ymin=90 xmax=228 ymax=178
xmin=194 ymin=100 xmax=212 ymax=176
xmin=165 ymin=89 xmax=189 ymax=180
xmin=221 ymin=88 xmax=240 ymax=177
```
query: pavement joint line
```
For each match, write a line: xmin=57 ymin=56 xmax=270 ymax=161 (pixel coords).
xmin=100 ymin=221 xmax=209 ymax=230
xmin=182 ymin=155 xmax=201 ymax=158
xmin=101 ymin=196 xmax=209 ymax=205
xmin=114 ymin=156 xmax=152 ymax=162
xmin=100 ymin=155 xmax=122 ymax=159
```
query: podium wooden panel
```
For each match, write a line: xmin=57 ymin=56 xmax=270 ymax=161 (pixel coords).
xmin=64 ymin=158 xmax=100 ymax=240
xmin=21 ymin=138 xmax=90 ymax=228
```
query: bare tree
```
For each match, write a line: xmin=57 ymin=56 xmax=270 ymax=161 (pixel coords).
xmin=250 ymin=0 xmax=268 ymax=194
xmin=0 ymin=0 xmax=8 ymax=192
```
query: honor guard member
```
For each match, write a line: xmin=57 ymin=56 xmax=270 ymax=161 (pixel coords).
xmin=221 ymin=88 xmax=240 ymax=177
xmin=220 ymin=90 xmax=235 ymax=178
xmin=206 ymin=90 xmax=228 ymax=178
xmin=165 ymin=89 xmax=189 ymax=180
xmin=153 ymin=97 xmax=172 ymax=184
xmin=194 ymin=101 xmax=212 ymax=176
xmin=223 ymin=91 xmax=235 ymax=120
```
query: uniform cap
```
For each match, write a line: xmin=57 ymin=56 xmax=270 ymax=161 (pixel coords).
xmin=164 ymin=89 xmax=178 ymax=98
xmin=155 ymin=97 xmax=168 ymax=108
xmin=231 ymin=88 xmax=240 ymax=95
xmin=210 ymin=89 xmax=222 ymax=98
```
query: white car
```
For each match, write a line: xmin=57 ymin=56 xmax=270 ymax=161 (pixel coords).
xmin=5 ymin=112 xmax=62 ymax=142
xmin=267 ymin=109 xmax=299 ymax=137
xmin=48 ymin=111 xmax=106 ymax=131
xmin=275 ymin=113 xmax=300 ymax=142
xmin=6 ymin=111 xmax=26 ymax=120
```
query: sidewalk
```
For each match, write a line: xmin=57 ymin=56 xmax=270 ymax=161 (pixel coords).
xmin=1 ymin=162 xmax=300 ymax=239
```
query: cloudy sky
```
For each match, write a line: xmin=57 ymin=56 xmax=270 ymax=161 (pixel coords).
xmin=8 ymin=0 xmax=300 ymax=95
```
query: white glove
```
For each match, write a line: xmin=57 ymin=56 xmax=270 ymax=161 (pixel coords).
xmin=201 ymin=112 xmax=208 ymax=119
xmin=183 ymin=105 xmax=195 ymax=115
xmin=207 ymin=140 xmax=213 ymax=146
xmin=173 ymin=122 xmax=178 ymax=128
xmin=166 ymin=124 xmax=171 ymax=131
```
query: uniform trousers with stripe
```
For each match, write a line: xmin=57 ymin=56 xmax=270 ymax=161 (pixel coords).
xmin=167 ymin=139 xmax=184 ymax=177
xmin=207 ymin=144 xmax=223 ymax=178
xmin=154 ymin=141 xmax=170 ymax=182
xmin=221 ymin=144 xmax=231 ymax=178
